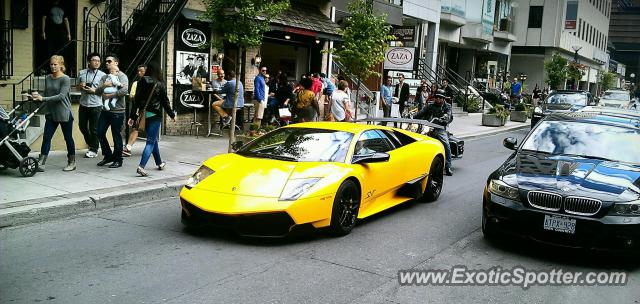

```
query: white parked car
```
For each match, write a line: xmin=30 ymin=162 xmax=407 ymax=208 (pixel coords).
xmin=600 ymin=89 xmax=631 ymax=109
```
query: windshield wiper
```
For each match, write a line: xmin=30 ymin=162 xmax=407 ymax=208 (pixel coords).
xmin=240 ymin=151 xmax=297 ymax=162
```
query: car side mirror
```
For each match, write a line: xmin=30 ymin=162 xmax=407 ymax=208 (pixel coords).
xmin=503 ymin=137 xmax=518 ymax=150
xmin=352 ymin=152 xmax=390 ymax=164
xmin=231 ymin=141 xmax=244 ymax=151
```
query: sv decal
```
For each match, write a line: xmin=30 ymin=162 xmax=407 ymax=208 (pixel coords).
xmin=366 ymin=190 xmax=376 ymax=199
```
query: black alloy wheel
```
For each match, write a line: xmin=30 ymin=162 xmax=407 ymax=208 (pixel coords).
xmin=329 ymin=180 xmax=361 ymax=236
xmin=19 ymin=156 xmax=38 ymax=177
xmin=421 ymin=156 xmax=444 ymax=202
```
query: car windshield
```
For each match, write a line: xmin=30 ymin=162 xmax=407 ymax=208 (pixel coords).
xmin=237 ymin=128 xmax=354 ymax=162
xmin=545 ymin=93 xmax=587 ymax=106
xmin=603 ymin=91 xmax=630 ymax=101
xmin=521 ymin=120 xmax=640 ymax=164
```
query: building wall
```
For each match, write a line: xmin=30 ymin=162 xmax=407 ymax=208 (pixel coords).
xmin=510 ymin=54 xmax=545 ymax=90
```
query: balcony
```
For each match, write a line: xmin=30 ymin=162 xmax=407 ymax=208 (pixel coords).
xmin=493 ymin=1 xmax=517 ymax=42
xmin=440 ymin=0 xmax=466 ymax=26
xmin=461 ymin=23 xmax=493 ymax=43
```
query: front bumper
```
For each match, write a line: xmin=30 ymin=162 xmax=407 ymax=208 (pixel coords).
xmin=484 ymin=192 xmax=640 ymax=251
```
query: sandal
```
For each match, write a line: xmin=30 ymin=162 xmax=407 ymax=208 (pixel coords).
xmin=136 ymin=166 xmax=148 ymax=177
xmin=158 ymin=162 xmax=166 ymax=170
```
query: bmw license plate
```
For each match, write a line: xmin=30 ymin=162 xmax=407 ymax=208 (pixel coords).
xmin=543 ymin=215 xmax=576 ymax=234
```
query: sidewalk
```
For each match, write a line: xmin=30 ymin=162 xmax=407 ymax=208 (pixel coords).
xmin=0 ymin=115 xmax=529 ymax=228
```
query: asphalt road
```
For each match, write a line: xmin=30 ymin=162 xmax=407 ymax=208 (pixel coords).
xmin=2 ymin=129 xmax=639 ymax=304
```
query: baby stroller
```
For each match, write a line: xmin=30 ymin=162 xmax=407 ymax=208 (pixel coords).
xmin=0 ymin=101 xmax=46 ymax=177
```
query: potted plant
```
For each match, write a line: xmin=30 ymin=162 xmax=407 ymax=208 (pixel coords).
xmin=464 ymin=96 xmax=482 ymax=113
xmin=510 ymin=102 xmax=528 ymax=122
xmin=482 ymin=105 xmax=510 ymax=127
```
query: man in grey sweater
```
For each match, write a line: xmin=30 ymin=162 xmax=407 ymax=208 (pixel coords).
xmin=94 ymin=54 xmax=128 ymax=168
xmin=78 ymin=52 xmax=105 ymax=158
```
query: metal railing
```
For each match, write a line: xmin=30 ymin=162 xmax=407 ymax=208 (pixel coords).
xmin=0 ymin=20 xmax=13 ymax=79
xmin=82 ymin=0 xmax=121 ymax=59
xmin=331 ymin=58 xmax=376 ymax=118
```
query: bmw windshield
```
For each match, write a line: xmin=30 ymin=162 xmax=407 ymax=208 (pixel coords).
xmin=236 ymin=128 xmax=354 ymax=162
xmin=521 ymin=120 xmax=640 ymax=164
xmin=602 ymin=91 xmax=630 ymax=101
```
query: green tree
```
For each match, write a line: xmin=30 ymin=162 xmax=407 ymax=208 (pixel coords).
xmin=333 ymin=0 xmax=394 ymax=119
xmin=203 ymin=0 xmax=289 ymax=151
xmin=566 ymin=61 xmax=587 ymax=86
xmin=544 ymin=53 xmax=568 ymax=90
xmin=599 ymin=71 xmax=615 ymax=92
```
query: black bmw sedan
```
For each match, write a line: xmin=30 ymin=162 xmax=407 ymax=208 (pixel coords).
xmin=483 ymin=112 xmax=640 ymax=251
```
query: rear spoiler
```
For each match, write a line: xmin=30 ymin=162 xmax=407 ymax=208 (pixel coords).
xmin=356 ymin=118 xmax=444 ymax=134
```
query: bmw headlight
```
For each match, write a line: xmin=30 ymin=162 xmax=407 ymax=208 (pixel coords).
xmin=185 ymin=166 xmax=214 ymax=189
xmin=609 ymin=200 xmax=640 ymax=216
xmin=488 ymin=179 xmax=519 ymax=200
xmin=279 ymin=178 xmax=321 ymax=201
xmin=533 ymin=106 xmax=543 ymax=114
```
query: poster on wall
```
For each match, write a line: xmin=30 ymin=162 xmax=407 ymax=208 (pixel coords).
xmin=175 ymin=51 xmax=210 ymax=85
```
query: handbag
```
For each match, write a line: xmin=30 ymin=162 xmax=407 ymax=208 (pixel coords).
xmin=278 ymin=107 xmax=292 ymax=118
xmin=136 ymin=83 xmax=158 ymax=132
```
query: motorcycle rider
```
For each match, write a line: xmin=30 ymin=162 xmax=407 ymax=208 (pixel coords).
xmin=414 ymin=89 xmax=454 ymax=176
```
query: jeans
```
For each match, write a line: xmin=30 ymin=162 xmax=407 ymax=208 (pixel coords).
xmin=97 ymin=111 xmax=124 ymax=162
xmin=433 ymin=129 xmax=452 ymax=170
xmin=41 ymin=114 xmax=76 ymax=156
xmin=78 ymin=105 xmax=102 ymax=152
xmin=139 ymin=116 xmax=162 ymax=168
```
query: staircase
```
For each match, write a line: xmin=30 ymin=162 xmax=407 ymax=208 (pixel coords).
xmin=417 ymin=59 xmax=492 ymax=115
xmin=114 ymin=0 xmax=188 ymax=79
xmin=331 ymin=58 xmax=376 ymax=119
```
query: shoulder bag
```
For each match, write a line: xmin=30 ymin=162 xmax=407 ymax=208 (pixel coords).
xmin=136 ymin=83 xmax=158 ymax=132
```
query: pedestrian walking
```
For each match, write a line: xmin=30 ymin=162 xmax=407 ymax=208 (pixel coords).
xmin=331 ymin=80 xmax=353 ymax=122
xmin=128 ymin=62 xmax=176 ymax=177
xmin=253 ymin=66 xmax=267 ymax=125
xmin=95 ymin=54 xmax=128 ymax=168
xmin=123 ymin=64 xmax=146 ymax=157
xmin=77 ymin=52 xmax=105 ymax=158
xmin=32 ymin=55 xmax=76 ymax=172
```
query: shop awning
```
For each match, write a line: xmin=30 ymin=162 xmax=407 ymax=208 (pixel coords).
xmin=270 ymin=6 xmax=341 ymax=41
xmin=181 ymin=8 xmax=212 ymax=22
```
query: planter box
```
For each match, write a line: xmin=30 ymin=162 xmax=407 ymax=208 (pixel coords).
xmin=510 ymin=111 xmax=528 ymax=122
xmin=482 ymin=114 xmax=505 ymax=127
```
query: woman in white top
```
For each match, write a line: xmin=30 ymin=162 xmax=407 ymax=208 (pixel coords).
xmin=331 ymin=80 xmax=353 ymax=122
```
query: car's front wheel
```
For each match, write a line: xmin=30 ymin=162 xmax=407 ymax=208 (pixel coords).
xmin=420 ymin=156 xmax=444 ymax=202
xmin=329 ymin=180 xmax=361 ymax=236
xmin=481 ymin=208 xmax=500 ymax=240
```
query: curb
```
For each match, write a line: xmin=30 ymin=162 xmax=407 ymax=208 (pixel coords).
xmin=0 ymin=178 xmax=186 ymax=228
xmin=0 ymin=125 xmax=530 ymax=229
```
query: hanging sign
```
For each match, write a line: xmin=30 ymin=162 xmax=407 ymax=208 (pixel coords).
xmin=384 ymin=47 xmax=416 ymax=71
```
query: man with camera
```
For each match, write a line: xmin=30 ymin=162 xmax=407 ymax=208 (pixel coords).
xmin=414 ymin=89 xmax=454 ymax=176
xmin=77 ymin=52 xmax=106 ymax=158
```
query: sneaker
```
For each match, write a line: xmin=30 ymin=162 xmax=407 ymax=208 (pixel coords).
xmin=85 ymin=150 xmax=98 ymax=158
xmin=136 ymin=166 xmax=148 ymax=177
xmin=222 ymin=116 xmax=232 ymax=126
xmin=122 ymin=150 xmax=131 ymax=157
xmin=158 ymin=162 xmax=166 ymax=170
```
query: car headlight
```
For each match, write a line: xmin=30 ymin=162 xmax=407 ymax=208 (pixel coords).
xmin=488 ymin=179 xmax=519 ymax=200
xmin=279 ymin=178 xmax=321 ymax=201
xmin=533 ymin=106 xmax=543 ymax=114
xmin=609 ymin=200 xmax=640 ymax=216
xmin=185 ymin=166 xmax=215 ymax=189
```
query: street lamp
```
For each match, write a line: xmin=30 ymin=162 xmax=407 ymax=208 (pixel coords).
xmin=571 ymin=45 xmax=582 ymax=63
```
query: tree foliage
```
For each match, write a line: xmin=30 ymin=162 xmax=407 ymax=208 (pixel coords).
xmin=599 ymin=71 xmax=615 ymax=92
xmin=566 ymin=61 xmax=587 ymax=83
xmin=333 ymin=0 xmax=394 ymax=82
xmin=202 ymin=0 xmax=289 ymax=49
xmin=544 ymin=53 xmax=567 ymax=90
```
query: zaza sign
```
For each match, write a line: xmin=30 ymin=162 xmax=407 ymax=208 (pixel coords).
xmin=384 ymin=47 xmax=416 ymax=71
xmin=181 ymin=28 xmax=207 ymax=48
xmin=179 ymin=90 xmax=205 ymax=107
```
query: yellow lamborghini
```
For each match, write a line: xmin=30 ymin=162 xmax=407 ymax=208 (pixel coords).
xmin=179 ymin=121 xmax=446 ymax=236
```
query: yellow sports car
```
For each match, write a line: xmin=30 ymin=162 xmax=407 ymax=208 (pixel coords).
xmin=179 ymin=121 xmax=445 ymax=236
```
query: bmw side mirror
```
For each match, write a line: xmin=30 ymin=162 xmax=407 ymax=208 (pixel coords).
xmin=503 ymin=137 xmax=518 ymax=150
xmin=231 ymin=141 xmax=244 ymax=151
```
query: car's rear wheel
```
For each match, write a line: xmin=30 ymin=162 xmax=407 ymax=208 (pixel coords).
xmin=421 ymin=156 xmax=443 ymax=202
xmin=329 ymin=180 xmax=361 ymax=236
